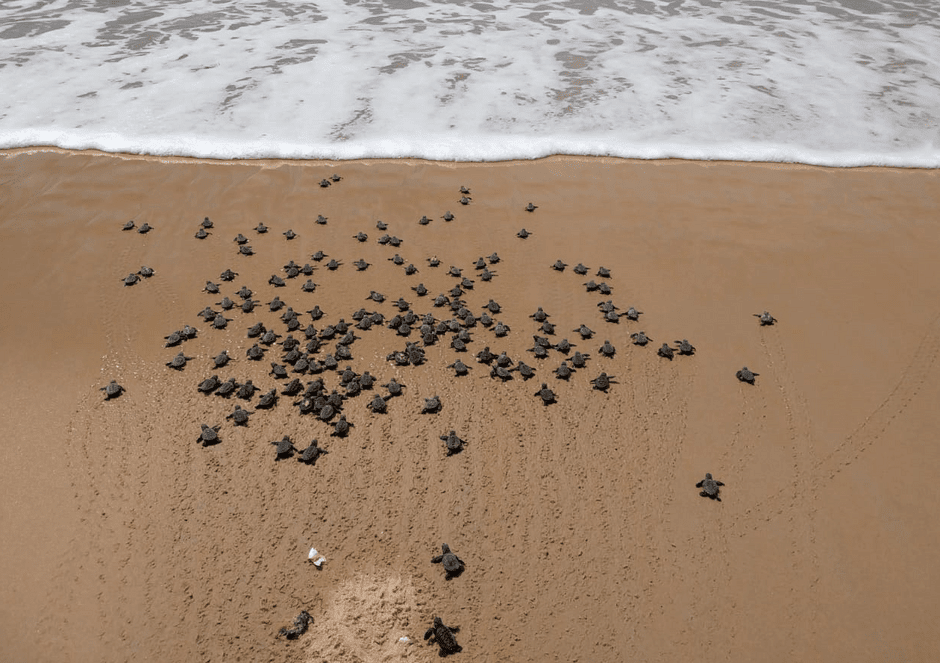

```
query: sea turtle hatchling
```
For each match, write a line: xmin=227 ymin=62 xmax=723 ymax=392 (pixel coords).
xmin=367 ymin=291 xmax=385 ymax=303
xmin=442 ymin=211 xmax=455 ymax=221
xmin=100 ymin=380 xmax=125 ymax=400
xmin=319 ymin=178 xmax=331 ymax=187
xmin=573 ymin=263 xmax=589 ymax=275
xmin=427 ymin=256 xmax=441 ymax=267
xmin=234 ymin=233 xmax=248 ymax=245
xmin=277 ymin=611 xmax=312 ymax=639
xmin=353 ymin=231 xmax=368 ymax=242
xmin=596 ymin=266 xmax=611 ymax=278
xmin=490 ymin=364 xmax=513 ymax=381
xmin=447 ymin=360 xmax=471 ymax=376
xmin=534 ymin=382 xmax=556 ymax=405
xmin=574 ymin=324 xmax=594 ymax=340
xmin=754 ymin=310 xmax=777 ymax=326
xmin=257 ymin=388 xmax=279 ymax=409
xmin=197 ymin=374 xmax=222 ymax=394
xmin=525 ymin=202 xmax=537 ymax=212
xmin=419 ymin=215 xmax=431 ymax=225
xmin=166 ymin=351 xmax=193 ymax=370
xmin=554 ymin=338 xmax=573 ymax=353
xmin=238 ymin=245 xmax=254 ymax=256
xmin=736 ymin=366 xmax=759 ymax=384
xmin=599 ymin=339 xmax=616 ymax=357
xmin=201 ymin=217 xmax=213 ymax=229
xmin=271 ymin=435 xmax=297 ymax=460
xmin=301 ymin=279 xmax=317 ymax=292
xmin=439 ymin=429 xmax=468 ymax=454
xmin=431 ymin=542 xmax=465 ymax=574
xmin=630 ymin=331 xmax=651 ymax=346
xmin=554 ymin=361 xmax=573 ymax=380
xmin=164 ymin=330 xmax=183 ymax=348
xmin=269 ymin=274 xmax=286 ymax=287
xmin=137 ymin=223 xmax=153 ymax=234
xmin=215 ymin=377 xmax=239 ymax=397
xmin=283 ymin=229 xmax=297 ymax=240
xmin=220 ymin=268 xmax=238 ymax=281
xmin=551 ymin=260 xmax=567 ymax=272
xmin=421 ymin=395 xmax=442 ymax=414
xmin=571 ymin=351 xmax=589 ymax=368
xmin=516 ymin=228 xmax=532 ymax=239
xmin=122 ymin=272 xmax=140 ymax=287
xmin=675 ymin=339 xmax=696 ymax=355
xmin=424 ymin=617 xmax=461 ymax=657
xmin=122 ymin=220 xmax=135 ymax=231
xmin=197 ymin=424 xmax=221 ymax=447
xmin=311 ymin=250 xmax=327 ymax=261
xmin=366 ymin=393 xmax=388 ymax=413
xmin=657 ymin=343 xmax=675 ymax=360
xmin=459 ymin=196 xmax=471 ymax=205
xmin=331 ymin=415 xmax=353 ymax=437
xmin=237 ymin=380 xmax=258 ymax=400
xmin=487 ymin=252 xmax=500 ymax=264
xmin=212 ymin=349 xmax=233 ymax=368
xmin=326 ymin=259 xmax=341 ymax=270
xmin=138 ymin=265 xmax=155 ymax=278
xmin=193 ymin=226 xmax=208 ymax=238
xmin=459 ymin=185 xmax=471 ymax=194
xmin=624 ymin=306 xmax=641 ymax=321
xmin=225 ymin=405 xmax=252 ymax=426
xmin=297 ymin=440 xmax=328 ymax=465
xmin=331 ymin=173 xmax=342 ymax=182
xmin=516 ymin=361 xmax=535 ymax=380
xmin=270 ymin=363 xmax=288 ymax=379
xmin=696 ymin=473 xmax=725 ymax=500
xmin=591 ymin=372 xmax=616 ymax=391
xmin=353 ymin=258 xmax=370 ymax=271
xmin=254 ymin=222 xmax=268 ymax=234
xmin=383 ymin=379 xmax=405 ymax=397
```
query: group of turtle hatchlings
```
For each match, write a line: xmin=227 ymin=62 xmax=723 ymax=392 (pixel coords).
xmin=111 ymin=186 xmax=784 ymax=654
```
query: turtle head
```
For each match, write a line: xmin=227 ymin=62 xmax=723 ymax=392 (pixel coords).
xmin=434 ymin=617 xmax=443 ymax=627
xmin=705 ymin=472 xmax=713 ymax=480
xmin=441 ymin=543 xmax=450 ymax=553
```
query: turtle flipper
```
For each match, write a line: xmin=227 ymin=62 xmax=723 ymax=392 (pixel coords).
xmin=431 ymin=555 xmax=443 ymax=563
xmin=716 ymin=481 xmax=725 ymax=486
xmin=695 ymin=480 xmax=705 ymax=488
xmin=699 ymin=490 xmax=709 ymax=497
xmin=424 ymin=628 xmax=434 ymax=640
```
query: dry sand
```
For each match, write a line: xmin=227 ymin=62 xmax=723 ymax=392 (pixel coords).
xmin=1 ymin=148 xmax=939 ymax=662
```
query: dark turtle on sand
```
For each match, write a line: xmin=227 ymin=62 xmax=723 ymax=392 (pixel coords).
xmin=525 ymin=202 xmax=537 ymax=212
xmin=583 ymin=280 xmax=599 ymax=292
xmin=195 ymin=227 xmax=210 ymax=239
xmin=353 ymin=231 xmax=368 ymax=242
xmin=164 ymin=330 xmax=183 ymax=347
xmin=442 ymin=211 xmax=455 ymax=221
xmin=599 ymin=339 xmax=616 ymax=358
xmin=220 ymin=268 xmax=238 ymax=281
xmin=603 ymin=310 xmax=621 ymax=323
xmin=404 ymin=263 xmax=419 ymax=275
xmin=550 ymin=259 xmax=567 ymax=272
xmin=319 ymin=178 xmax=331 ymax=187
xmin=278 ymin=611 xmax=312 ymax=640
xmin=198 ymin=374 xmax=222 ymax=394
xmin=271 ymin=435 xmax=296 ymax=460
xmin=425 ymin=617 xmax=461 ymax=657
xmin=492 ymin=321 xmax=510 ymax=338
xmin=137 ymin=223 xmax=153 ymax=234
xmin=412 ymin=283 xmax=429 ymax=297
xmin=331 ymin=173 xmax=342 ymax=182
xmin=382 ymin=379 xmax=405 ymax=397
xmin=459 ymin=185 xmax=471 ymax=194
xmin=226 ymin=405 xmax=252 ymax=426
xmin=573 ymin=263 xmax=589 ymax=276
xmin=254 ymin=222 xmax=268 ymax=234
xmin=432 ymin=542 xmax=465 ymax=574
xmin=297 ymin=440 xmax=328 ymax=465
xmin=200 ymin=216 xmax=213 ymax=229
xmin=539 ymin=321 xmax=556 ymax=335
xmin=240 ymin=299 xmax=259 ymax=314
xmin=624 ymin=306 xmax=641 ymax=321
xmin=212 ymin=350 xmax=232 ymax=368
xmin=367 ymin=291 xmax=385 ymax=303
xmin=534 ymin=382 xmax=556 ymax=404
xmin=122 ymin=220 xmax=135 ymax=231
xmin=591 ymin=372 xmax=616 ymax=391
xmin=237 ymin=380 xmax=258 ymax=400
xmin=630 ymin=331 xmax=651 ymax=346
xmin=394 ymin=297 xmax=411 ymax=312
xmin=554 ymin=361 xmax=573 ymax=380
xmin=366 ymin=393 xmax=388 ymax=413
xmin=197 ymin=306 xmax=218 ymax=321
xmin=428 ymin=256 xmax=441 ymax=267
xmin=516 ymin=361 xmax=536 ymax=380
xmin=490 ymin=364 xmax=514 ymax=381
xmin=517 ymin=228 xmax=532 ymax=239
xmin=204 ymin=281 xmax=221 ymax=295
xmin=736 ymin=366 xmax=758 ymax=384
xmin=270 ymin=363 xmax=288 ymax=379
xmin=419 ymin=215 xmax=431 ymax=226
xmin=754 ymin=311 xmax=777 ymax=326
xmin=269 ymin=274 xmax=286 ymax=287
xmin=696 ymin=473 xmax=725 ymax=500
xmin=675 ymin=339 xmax=696 ymax=355
xmin=301 ymin=279 xmax=317 ymax=292
xmin=574 ymin=324 xmax=594 ymax=340
xmin=375 ymin=220 xmax=387 ymax=230
xmin=475 ymin=346 xmax=495 ymax=364
xmin=377 ymin=234 xmax=391 ymax=245
xmin=268 ymin=296 xmax=285 ymax=312
xmin=358 ymin=371 xmax=376 ymax=389
xmin=482 ymin=299 xmax=501 ymax=314
xmin=215 ymin=377 xmax=239 ymax=397
xmin=421 ymin=395 xmax=442 ymax=414
xmin=596 ymin=266 xmax=611 ymax=278
xmin=166 ymin=351 xmax=193 ymax=370
xmin=301 ymin=263 xmax=315 ymax=275
xmin=554 ymin=338 xmax=573 ymax=353
xmin=197 ymin=424 xmax=221 ymax=447
xmin=529 ymin=308 xmax=549 ymax=324
xmin=597 ymin=300 xmax=618 ymax=313
xmin=311 ymin=250 xmax=327 ymax=261
xmin=447 ymin=360 xmax=471 ymax=376
xmin=528 ymin=344 xmax=548 ymax=359
xmin=101 ymin=380 xmax=125 ymax=400
xmin=308 ymin=306 xmax=325 ymax=321
xmin=598 ymin=282 xmax=612 ymax=295
xmin=122 ymin=272 xmax=140 ymax=287
xmin=257 ymin=388 xmax=278 ymax=409
xmin=238 ymin=245 xmax=254 ymax=256
xmin=281 ymin=378 xmax=303 ymax=396
xmin=389 ymin=253 xmax=405 ymax=266
xmin=459 ymin=196 xmax=471 ymax=205
xmin=353 ymin=258 xmax=370 ymax=271
xmin=450 ymin=336 xmax=467 ymax=352
xmin=657 ymin=343 xmax=675 ymax=360
xmin=217 ymin=296 xmax=235 ymax=311
xmin=234 ymin=233 xmax=248 ymax=245
xmin=247 ymin=322 xmax=266 ymax=338
xmin=495 ymin=351 xmax=513 ymax=368
xmin=571 ymin=351 xmax=589 ymax=368
xmin=478 ymin=313 xmax=493 ymax=327
xmin=331 ymin=415 xmax=353 ymax=437
xmin=388 ymin=236 xmax=403 ymax=247
xmin=282 ymin=335 xmax=300 ymax=351
xmin=326 ymin=259 xmax=341 ymax=270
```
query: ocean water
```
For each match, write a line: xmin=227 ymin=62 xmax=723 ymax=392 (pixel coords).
xmin=0 ymin=0 xmax=937 ymax=167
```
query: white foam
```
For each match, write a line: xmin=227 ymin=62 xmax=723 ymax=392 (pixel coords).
xmin=0 ymin=0 xmax=937 ymax=167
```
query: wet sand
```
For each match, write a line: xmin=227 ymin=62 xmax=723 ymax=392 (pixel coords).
xmin=2 ymin=148 xmax=940 ymax=662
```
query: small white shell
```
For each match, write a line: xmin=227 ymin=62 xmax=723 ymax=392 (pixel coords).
xmin=308 ymin=548 xmax=318 ymax=559
xmin=314 ymin=556 xmax=326 ymax=567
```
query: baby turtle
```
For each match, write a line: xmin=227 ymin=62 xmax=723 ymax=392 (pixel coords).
xmin=530 ymin=307 xmax=549 ymax=322
xmin=431 ymin=542 xmax=465 ymax=575
xmin=226 ymin=405 xmax=252 ymax=426
xmin=308 ymin=306 xmax=325 ymax=321
xmin=442 ymin=211 xmax=455 ymax=221
xmin=367 ymin=291 xmax=385 ymax=303
xmin=428 ymin=256 xmax=441 ymax=267
xmin=326 ymin=259 xmax=341 ymax=270
xmin=195 ymin=227 xmax=210 ymax=239
xmin=375 ymin=220 xmax=388 ymax=230
xmin=534 ymin=382 xmax=556 ymax=405
xmin=412 ymin=283 xmax=429 ymax=297
xmin=404 ymin=263 xmax=419 ymax=275
xmin=447 ymin=360 xmax=471 ymax=376
xmin=696 ymin=473 xmax=725 ymax=501
xmin=122 ymin=220 xmax=135 ymax=231
xmin=197 ymin=374 xmax=222 ymax=394
xmin=319 ymin=178 xmax=331 ymax=187
xmin=574 ymin=324 xmax=594 ymax=340
xmin=254 ymin=222 xmax=268 ymax=234
xmin=516 ymin=361 xmax=535 ymax=380
xmin=366 ymin=393 xmax=388 ymax=413
xmin=421 ymin=395 xmax=442 ymax=414
xmin=270 ymin=363 xmax=288 ymax=379
xmin=238 ymin=245 xmax=254 ymax=256
xmin=624 ymin=306 xmax=641 ymax=321
xmin=234 ymin=233 xmax=248 ymax=245
xmin=596 ymin=266 xmax=611 ymax=278
xmin=490 ymin=364 xmax=514 ymax=381
xmin=599 ymin=339 xmax=616 ymax=357
xmin=165 ymin=351 xmax=193 ymax=370
xmin=554 ymin=338 xmax=573 ymax=353
xmin=657 ymin=343 xmax=675 ymax=360
xmin=525 ymin=202 xmax=537 ymax=212
xmin=240 ymin=299 xmax=258 ymax=314
xmin=215 ymin=377 xmax=239 ymax=397
xmin=122 ymin=272 xmax=140 ymax=287
xmin=754 ymin=311 xmax=777 ymax=326
xmin=247 ymin=322 xmax=266 ymax=338
xmin=164 ymin=330 xmax=183 ymax=348
xmin=331 ymin=415 xmax=353 ymax=437
xmin=675 ymin=339 xmax=696 ymax=355
xmin=516 ymin=228 xmax=532 ymax=239
xmin=551 ymin=260 xmax=567 ymax=272
xmin=554 ymin=361 xmax=573 ymax=380
xmin=269 ymin=274 xmax=286 ymax=287
xmin=283 ymin=229 xmax=297 ymax=240
xmin=459 ymin=196 xmax=471 ymax=205
xmin=278 ymin=611 xmax=312 ymax=639
xmin=197 ymin=424 xmax=221 ymax=447
xmin=137 ymin=222 xmax=153 ymax=234
xmin=216 ymin=299 xmax=234 ymax=314
xmin=237 ymin=380 xmax=258 ymax=400
xmin=281 ymin=378 xmax=304 ymax=396
xmin=482 ymin=299 xmax=501 ymax=314
xmin=353 ymin=258 xmax=370 ymax=271
xmin=331 ymin=173 xmax=342 ymax=182
xmin=598 ymin=282 xmax=612 ymax=295
xmin=630 ymin=331 xmax=651 ymax=346
xmin=424 ymin=617 xmax=461 ymax=657
xmin=571 ymin=351 xmax=589 ymax=368
xmin=220 ymin=268 xmax=238 ymax=281
xmin=388 ymin=236 xmax=403 ymax=247
xmin=583 ymin=280 xmax=600 ymax=292
xmin=297 ymin=440 xmax=328 ymax=465
xmin=573 ymin=263 xmax=589 ymax=275
xmin=377 ymin=234 xmax=391 ymax=245
xmin=311 ymin=249 xmax=327 ymax=261
xmin=201 ymin=217 xmax=213 ymax=229
xmin=459 ymin=185 xmax=471 ymax=194
xmin=271 ymin=436 xmax=297 ymax=460
xmin=180 ymin=325 xmax=198 ymax=340
xmin=383 ymin=379 xmax=405 ymax=397
xmin=353 ymin=231 xmax=368 ymax=242
xmin=591 ymin=372 xmax=616 ymax=391
xmin=100 ymin=380 xmax=125 ymax=400
xmin=268 ymin=296 xmax=285 ymax=312
xmin=203 ymin=281 xmax=220 ymax=295
xmin=301 ymin=279 xmax=317 ymax=292
xmin=736 ymin=366 xmax=759 ymax=384
xmin=418 ymin=215 xmax=431 ymax=226
xmin=603 ymin=310 xmax=621 ymax=323
xmin=257 ymin=388 xmax=279 ymax=409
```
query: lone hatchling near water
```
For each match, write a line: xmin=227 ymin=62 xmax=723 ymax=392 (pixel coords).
xmin=101 ymin=380 xmax=125 ymax=400
xmin=425 ymin=617 xmax=462 ymax=656
xmin=736 ymin=366 xmax=758 ymax=384
xmin=754 ymin=310 xmax=777 ymax=326
xmin=278 ymin=610 xmax=312 ymax=639
xmin=197 ymin=424 xmax=221 ymax=447
xmin=432 ymin=542 xmax=465 ymax=575
xmin=696 ymin=473 xmax=725 ymax=500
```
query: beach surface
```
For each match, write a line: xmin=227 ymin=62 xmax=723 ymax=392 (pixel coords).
xmin=2 ymin=148 xmax=939 ymax=662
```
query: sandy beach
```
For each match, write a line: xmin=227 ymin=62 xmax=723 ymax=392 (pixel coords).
xmin=1 ymin=148 xmax=939 ymax=662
